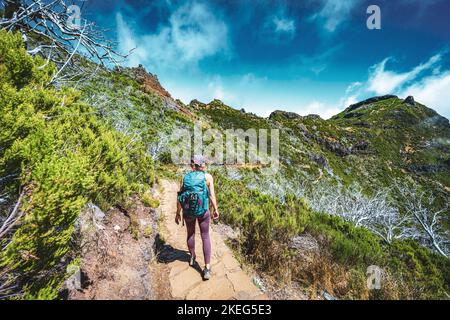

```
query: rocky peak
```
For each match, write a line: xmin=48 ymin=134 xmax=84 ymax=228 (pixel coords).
xmin=403 ymin=96 xmax=416 ymax=106
xmin=269 ymin=110 xmax=302 ymax=120
xmin=269 ymin=110 xmax=323 ymax=121
xmin=189 ymin=99 xmax=206 ymax=109
xmin=303 ymin=114 xmax=322 ymax=120
xmin=131 ymin=64 xmax=172 ymax=99
xmin=345 ymin=95 xmax=398 ymax=113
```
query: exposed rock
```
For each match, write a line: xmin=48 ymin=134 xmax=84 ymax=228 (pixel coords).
xmin=403 ymin=96 xmax=415 ymax=105
xmin=252 ymin=276 xmax=266 ymax=292
xmin=345 ymin=95 xmax=398 ymax=113
xmin=297 ymin=123 xmax=308 ymax=132
xmin=408 ymin=164 xmax=450 ymax=174
xmin=350 ymin=140 xmax=370 ymax=153
xmin=213 ymin=223 xmax=240 ymax=240
xmin=116 ymin=65 xmax=194 ymax=117
xmin=343 ymin=112 xmax=363 ymax=119
xmin=309 ymin=153 xmax=328 ymax=168
xmin=189 ymin=99 xmax=207 ymax=109
xmin=290 ymin=234 xmax=319 ymax=252
xmin=297 ymin=125 xmax=352 ymax=157
xmin=324 ymin=139 xmax=350 ymax=157
xmin=353 ymin=121 xmax=371 ymax=127
xmin=321 ymin=290 xmax=338 ymax=300
xmin=420 ymin=115 xmax=450 ymax=129
xmin=269 ymin=110 xmax=302 ymax=120
xmin=131 ymin=64 xmax=172 ymax=99
xmin=304 ymin=114 xmax=322 ymax=120
xmin=87 ymin=203 xmax=105 ymax=222
xmin=65 ymin=268 xmax=82 ymax=291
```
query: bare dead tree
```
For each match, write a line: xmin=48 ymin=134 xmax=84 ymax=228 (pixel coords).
xmin=395 ymin=182 xmax=449 ymax=258
xmin=0 ymin=190 xmax=25 ymax=242
xmin=369 ymin=206 xmax=416 ymax=244
xmin=308 ymin=183 xmax=381 ymax=227
xmin=307 ymin=182 xmax=420 ymax=244
xmin=0 ymin=0 xmax=131 ymax=84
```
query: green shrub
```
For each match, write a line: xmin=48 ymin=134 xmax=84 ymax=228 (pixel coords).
xmin=141 ymin=191 xmax=160 ymax=208
xmin=0 ymin=30 xmax=154 ymax=299
xmin=306 ymin=213 xmax=383 ymax=266
xmin=386 ymin=240 xmax=450 ymax=299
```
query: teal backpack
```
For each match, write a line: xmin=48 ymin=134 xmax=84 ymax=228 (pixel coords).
xmin=178 ymin=171 xmax=209 ymax=218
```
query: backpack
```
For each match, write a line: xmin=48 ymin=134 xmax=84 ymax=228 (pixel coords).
xmin=178 ymin=171 xmax=209 ymax=218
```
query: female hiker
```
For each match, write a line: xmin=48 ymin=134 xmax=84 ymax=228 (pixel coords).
xmin=175 ymin=155 xmax=220 ymax=280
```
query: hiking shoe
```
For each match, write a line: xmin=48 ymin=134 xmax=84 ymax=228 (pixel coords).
xmin=189 ymin=256 xmax=196 ymax=267
xmin=203 ymin=267 xmax=212 ymax=280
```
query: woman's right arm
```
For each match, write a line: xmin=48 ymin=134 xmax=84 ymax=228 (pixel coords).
xmin=206 ymin=174 xmax=219 ymax=220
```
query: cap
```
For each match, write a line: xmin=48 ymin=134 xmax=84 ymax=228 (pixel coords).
xmin=191 ymin=155 xmax=206 ymax=166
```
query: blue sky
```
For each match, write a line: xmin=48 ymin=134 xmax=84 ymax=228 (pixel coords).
xmin=83 ymin=0 xmax=450 ymax=119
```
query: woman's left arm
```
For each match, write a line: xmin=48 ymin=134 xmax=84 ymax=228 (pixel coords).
xmin=175 ymin=177 xmax=183 ymax=224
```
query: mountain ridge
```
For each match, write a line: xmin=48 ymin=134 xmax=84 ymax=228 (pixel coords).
xmin=130 ymin=66 xmax=449 ymax=125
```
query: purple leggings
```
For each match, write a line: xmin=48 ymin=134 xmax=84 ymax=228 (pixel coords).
xmin=184 ymin=210 xmax=211 ymax=265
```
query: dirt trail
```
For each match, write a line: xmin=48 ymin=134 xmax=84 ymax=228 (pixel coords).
xmin=158 ymin=180 xmax=267 ymax=300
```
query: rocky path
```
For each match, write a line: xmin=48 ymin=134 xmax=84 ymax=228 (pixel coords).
xmin=158 ymin=180 xmax=267 ymax=300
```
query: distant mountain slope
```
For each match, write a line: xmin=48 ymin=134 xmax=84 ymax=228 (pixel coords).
xmin=192 ymin=94 xmax=449 ymax=192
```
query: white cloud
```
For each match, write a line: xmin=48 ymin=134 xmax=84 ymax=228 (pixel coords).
xmin=116 ymin=2 xmax=229 ymax=70
xmin=340 ymin=95 xmax=359 ymax=109
xmin=345 ymin=81 xmax=362 ymax=94
xmin=312 ymin=0 xmax=362 ymax=32
xmin=261 ymin=8 xmax=296 ymax=43
xmin=367 ymin=54 xmax=442 ymax=95
xmin=116 ymin=13 xmax=148 ymax=67
xmin=239 ymin=73 xmax=268 ymax=86
xmin=207 ymin=76 xmax=235 ymax=101
xmin=272 ymin=16 xmax=296 ymax=35
xmin=298 ymin=101 xmax=341 ymax=120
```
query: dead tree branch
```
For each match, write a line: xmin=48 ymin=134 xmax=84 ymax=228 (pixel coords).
xmin=0 ymin=190 xmax=25 ymax=240
xmin=0 ymin=0 xmax=131 ymax=84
